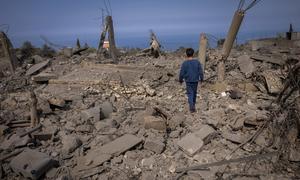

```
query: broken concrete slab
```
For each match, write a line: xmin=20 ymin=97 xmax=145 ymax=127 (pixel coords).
xmin=10 ymin=149 xmax=56 ymax=180
xmin=76 ymin=124 xmax=93 ymax=133
xmin=203 ymin=108 xmax=225 ymax=128
xmin=222 ymin=131 xmax=244 ymax=144
xmin=48 ymin=97 xmax=65 ymax=108
xmin=0 ymin=133 xmax=32 ymax=150
xmin=31 ymin=55 xmax=44 ymax=64
xmin=177 ymin=133 xmax=204 ymax=156
xmin=144 ymin=115 xmax=166 ymax=132
xmin=251 ymin=55 xmax=286 ymax=65
xmin=26 ymin=59 xmax=50 ymax=76
xmin=262 ymin=70 xmax=283 ymax=94
xmin=144 ymin=138 xmax=165 ymax=154
xmin=289 ymin=146 xmax=300 ymax=162
xmin=193 ymin=125 xmax=217 ymax=144
xmin=0 ymin=125 xmax=10 ymax=136
xmin=62 ymin=135 xmax=82 ymax=153
xmin=237 ymin=55 xmax=255 ymax=78
xmin=31 ymin=72 xmax=58 ymax=82
xmin=81 ymin=106 xmax=101 ymax=121
xmin=75 ymin=134 xmax=142 ymax=171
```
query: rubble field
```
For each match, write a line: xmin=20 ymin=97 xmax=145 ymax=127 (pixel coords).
xmin=0 ymin=37 xmax=300 ymax=180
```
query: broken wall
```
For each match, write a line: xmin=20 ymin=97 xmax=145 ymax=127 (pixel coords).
xmin=0 ymin=32 xmax=18 ymax=73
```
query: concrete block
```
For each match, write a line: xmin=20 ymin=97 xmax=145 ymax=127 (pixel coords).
xmin=10 ymin=149 xmax=56 ymax=180
xmin=193 ymin=125 xmax=217 ymax=144
xmin=26 ymin=59 xmax=50 ymax=76
xmin=144 ymin=139 xmax=165 ymax=154
xmin=237 ymin=55 xmax=255 ymax=78
xmin=169 ymin=113 xmax=185 ymax=130
xmin=101 ymin=101 xmax=113 ymax=119
xmin=32 ymin=73 xmax=57 ymax=82
xmin=0 ymin=125 xmax=10 ymax=136
xmin=144 ymin=115 xmax=166 ymax=132
xmin=48 ymin=97 xmax=65 ymax=107
xmin=81 ymin=106 xmax=101 ymax=121
xmin=62 ymin=135 xmax=82 ymax=153
xmin=177 ymin=133 xmax=204 ymax=156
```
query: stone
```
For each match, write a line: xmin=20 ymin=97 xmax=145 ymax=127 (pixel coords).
xmin=0 ymin=133 xmax=32 ymax=150
xmin=203 ymin=108 xmax=225 ymax=128
xmin=237 ymin=55 xmax=255 ymax=78
xmin=177 ymin=133 xmax=204 ymax=156
xmin=62 ymin=136 xmax=82 ymax=153
xmin=32 ymin=73 xmax=57 ymax=82
xmin=141 ymin=157 xmax=155 ymax=169
xmin=76 ymin=125 xmax=93 ymax=133
xmin=144 ymin=116 xmax=166 ymax=132
xmin=193 ymin=124 xmax=217 ymax=144
xmin=32 ymin=55 xmax=44 ymax=63
xmin=251 ymin=55 xmax=286 ymax=65
xmin=230 ymin=117 xmax=244 ymax=131
xmin=81 ymin=106 xmax=101 ymax=121
xmin=0 ymin=125 xmax=10 ymax=136
xmin=228 ymin=89 xmax=242 ymax=99
xmin=222 ymin=131 xmax=244 ymax=144
xmin=144 ymin=139 xmax=165 ymax=154
xmin=169 ymin=113 xmax=185 ymax=130
xmin=101 ymin=101 xmax=114 ymax=119
xmin=289 ymin=147 xmax=300 ymax=162
xmin=38 ymin=98 xmax=52 ymax=114
xmin=262 ymin=70 xmax=283 ymax=94
xmin=193 ymin=150 xmax=216 ymax=164
xmin=10 ymin=149 xmax=56 ymax=180
xmin=26 ymin=59 xmax=50 ymax=76
xmin=48 ymin=97 xmax=65 ymax=107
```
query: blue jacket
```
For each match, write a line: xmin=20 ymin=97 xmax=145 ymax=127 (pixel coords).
xmin=179 ymin=59 xmax=204 ymax=83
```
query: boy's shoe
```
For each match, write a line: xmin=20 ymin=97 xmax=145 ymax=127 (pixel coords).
xmin=190 ymin=108 xmax=196 ymax=113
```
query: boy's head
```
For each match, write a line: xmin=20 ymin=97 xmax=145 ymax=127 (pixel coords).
xmin=186 ymin=48 xmax=194 ymax=57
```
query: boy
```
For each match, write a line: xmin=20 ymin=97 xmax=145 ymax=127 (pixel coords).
xmin=179 ymin=48 xmax=204 ymax=113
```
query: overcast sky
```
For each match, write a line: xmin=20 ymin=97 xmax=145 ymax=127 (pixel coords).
xmin=1 ymin=0 xmax=300 ymax=48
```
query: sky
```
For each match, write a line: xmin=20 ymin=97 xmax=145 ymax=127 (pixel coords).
xmin=0 ymin=0 xmax=300 ymax=49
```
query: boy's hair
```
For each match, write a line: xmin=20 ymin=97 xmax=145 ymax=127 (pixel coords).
xmin=186 ymin=48 xmax=194 ymax=57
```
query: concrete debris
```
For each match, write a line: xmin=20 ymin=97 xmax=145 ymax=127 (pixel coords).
xmin=169 ymin=113 xmax=185 ymax=130
xmin=262 ymin=70 xmax=283 ymax=94
xmin=62 ymin=135 xmax=82 ymax=153
xmin=10 ymin=149 xmax=57 ymax=180
xmin=237 ymin=55 xmax=255 ymax=78
xmin=0 ymin=125 xmax=10 ymax=136
xmin=31 ymin=72 xmax=58 ymax=82
xmin=251 ymin=55 xmax=286 ymax=65
xmin=75 ymin=134 xmax=142 ymax=171
xmin=144 ymin=115 xmax=166 ymax=132
xmin=193 ymin=124 xmax=217 ymax=144
xmin=177 ymin=133 xmax=204 ymax=156
xmin=48 ymin=97 xmax=65 ymax=107
xmin=101 ymin=101 xmax=114 ymax=119
xmin=25 ymin=59 xmax=50 ymax=76
xmin=144 ymin=138 xmax=165 ymax=154
xmin=1 ymin=32 xmax=300 ymax=179
xmin=81 ymin=106 xmax=101 ymax=121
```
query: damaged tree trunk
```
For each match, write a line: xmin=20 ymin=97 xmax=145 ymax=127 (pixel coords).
xmin=97 ymin=16 xmax=118 ymax=62
xmin=30 ymin=90 xmax=39 ymax=127
xmin=217 ymin=10 xmax=245 ymax=81
xmin=107 ymin=16 xmax=118 ymax=63
xmin=198 ymin=33 xmax=208 ymax=73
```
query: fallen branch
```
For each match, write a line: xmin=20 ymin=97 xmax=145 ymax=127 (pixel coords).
xmin=19 ymin=124 xmax=42 ymax=138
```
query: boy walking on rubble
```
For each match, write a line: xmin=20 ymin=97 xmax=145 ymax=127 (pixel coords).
xmin=179 ymin=48 xmax=204 ymax=113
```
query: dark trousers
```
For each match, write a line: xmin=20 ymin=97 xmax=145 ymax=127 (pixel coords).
xmin=186 ymin=82 xmax=198 ymax=111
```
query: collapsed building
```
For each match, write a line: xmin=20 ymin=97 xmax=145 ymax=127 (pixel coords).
xmin=0 ymin=32 xmax=18 ymax=74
